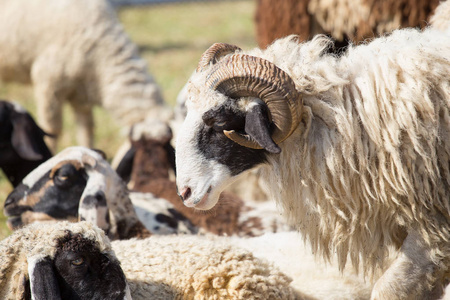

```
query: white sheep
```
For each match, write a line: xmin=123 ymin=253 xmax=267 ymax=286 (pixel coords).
xmin=0 ymin=0 xmax=172 ymax=150
xmin=111 ymin=234 xmax=296 ymax=300
xmin=228 ymin=231 xmax=374 ymax=300
xmin=175 ymin=26 xmax=450 ymax=299
xmin=0 ymin=221 xmax=132 ymax=299
xmin=111 ymin=231 xmax=376 ymax=300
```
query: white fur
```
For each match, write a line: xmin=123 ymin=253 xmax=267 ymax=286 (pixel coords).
xmin=176 ymin=26 xmax=450 ymax=299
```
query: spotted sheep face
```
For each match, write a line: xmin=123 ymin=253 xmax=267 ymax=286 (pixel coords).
xmin=4 ymin=146 xmax=197 ymax=237
xmin=175 ymin=43 xmax=302 ymax=210
xmin=3 ymin=147 xmax=117 ymax=233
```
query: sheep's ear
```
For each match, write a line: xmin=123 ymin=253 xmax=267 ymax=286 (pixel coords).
xmin=90 ymin=148 xmax=107 ymax=160
xmin=28 ymin=256 xmax=62 ymax=300
xmin=81 ymin=153 xmax=97 ymax=168
xmin=10 ymin=111 xmax=47 ymax=160
xmin=245 ymin=102 xmax=281 ymax=154
xmin=115 ymin=146 xmax=136 ymax=182
xmin=164 ymin=143 xmax=176 ymax=174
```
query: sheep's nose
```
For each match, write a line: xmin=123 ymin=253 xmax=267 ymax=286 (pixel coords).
xmin=178 ymin=187 xmax=191 ymax=202
xmin=4 ymin=196 xmax=14 ymax=207
xmin=83 ymin=191 xmax=107 ymax=207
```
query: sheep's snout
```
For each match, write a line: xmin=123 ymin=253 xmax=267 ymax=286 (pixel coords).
xmin=178 ymin=187 xmax=192 ymax=202
xmin=3 ymin=184 xmax=31 ymax=229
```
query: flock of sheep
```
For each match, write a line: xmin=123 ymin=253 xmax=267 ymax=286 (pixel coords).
xmin=0 ymin=0 xmax=449 ymax=299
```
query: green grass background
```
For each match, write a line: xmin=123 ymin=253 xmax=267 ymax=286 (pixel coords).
xmin=0 ymin=0 xmax=257 ymax=239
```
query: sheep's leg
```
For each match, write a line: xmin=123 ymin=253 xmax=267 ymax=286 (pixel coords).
xmin=371 ymin=230 xmax=444 ymax=300
xmin=72 ymin=104 xmax=94 ymax=148
xmin=31 ymin=52 xmax=67 ymax=152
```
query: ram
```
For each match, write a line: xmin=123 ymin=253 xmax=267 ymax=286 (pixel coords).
xmin=0 ymin=221 xmax=131 ymax=300
xmin=114 ymin=118 xmax=291 ymax=237
xmin=175 ymin=27 xmax=450 ymax=299
xmin=0 ymin=0 xmax=171 ymax=150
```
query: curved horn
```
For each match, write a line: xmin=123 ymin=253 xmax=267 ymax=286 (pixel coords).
xmin=206 ymin=54 xmax=302 ymax=149
xmin=197 ymin=43 xmax=242 ymax=72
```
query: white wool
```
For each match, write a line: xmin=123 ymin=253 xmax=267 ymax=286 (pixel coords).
xmin=430 ymin=0 xmax=450 ymax=32
xmin=130 ymin=118 xmax=173 ymax=143
xmin=178 ymin=26 xmax=450 ymax=298
xmin=112 ymin=234 xmax=298 ymax=299
xmin=229 ymin=232 xmax=373 ymax=300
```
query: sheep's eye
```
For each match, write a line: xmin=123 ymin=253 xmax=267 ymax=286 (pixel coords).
xmin=71 ymin=257 xmax=85 ymax=266
xmin=212 ymin=122 xmax=227 ymax=132
xmin=53 ymin=164 xmax=81 ymax=188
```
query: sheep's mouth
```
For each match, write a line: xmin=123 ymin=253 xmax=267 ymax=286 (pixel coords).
xmin=6 ymin=216 xmax=23 ymax=230
xmin=4 ymin=207 xmax=27 ymax=230
xmin=3 ymin=205 xmax=30 ymax=218
xmin=184 ymin=186 xmax=212 ymax=209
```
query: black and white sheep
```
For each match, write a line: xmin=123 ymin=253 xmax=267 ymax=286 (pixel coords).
xmin=0 ymin=0 xmax=171 ymax=150
xmin=113 ymin=118 xmax=291 ymax=237
xmin=0 ymin=100 xmax=52 ymax=187
xmin=0 ymin=221 xmax=131 ymax=300
xmin=175 ymin=27 xmax=450 ymax=299
xmin=3 ymin=146 xmax=197 ymax=238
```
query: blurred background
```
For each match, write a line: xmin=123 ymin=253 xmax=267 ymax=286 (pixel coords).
xmin=0 ymin=0 xmax=256 ymax=238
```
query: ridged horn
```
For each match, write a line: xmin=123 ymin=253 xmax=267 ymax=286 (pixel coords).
xmin=205 ymin=54 xmax=302 ymax=150
xmin=197 ymin=43 xmax=242 ymax=72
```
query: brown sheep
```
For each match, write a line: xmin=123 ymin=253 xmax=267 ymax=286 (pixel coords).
xmin=255 ymin=0 xmax=440 ymax=49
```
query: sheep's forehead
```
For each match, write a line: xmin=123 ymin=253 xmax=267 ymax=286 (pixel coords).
xmin=19 ymin=221 xmax=112 ymax=259
xmin=131 ymin=118 xmax=172 ymax=142
xmin=22 ymin=147 xmax=105 ymax=187
xmin=186 ymin=72 xmax=228 ymax=113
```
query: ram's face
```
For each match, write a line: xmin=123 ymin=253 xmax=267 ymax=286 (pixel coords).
xmin=175 ymin=43 xmax=302 ymax=210
xmin=176 ymin=102 xmax=269 ymax=210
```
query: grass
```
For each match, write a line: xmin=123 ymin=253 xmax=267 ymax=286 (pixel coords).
xmin=0 ymin=0 xmax=256 ymax=240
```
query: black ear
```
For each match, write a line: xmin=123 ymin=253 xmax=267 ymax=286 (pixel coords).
xmin=28 ymin=256 xmax=62 ymax=300
xmin=115 ymin=146 xmax=136 ymax=182
xmin=245 ymin=103 xmax=281 ymax=154
xmin=90 ymin=148 xmax=107 ymax=160
xmin=10 ymin=111 xmax=51 ymax=160
xmin=164 ymin=143 xmax=176 ymax=175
